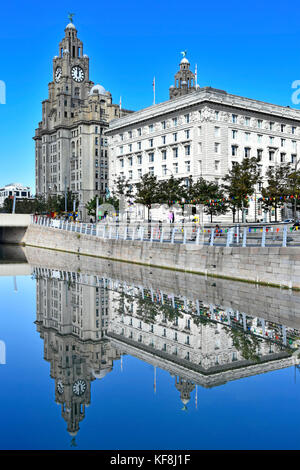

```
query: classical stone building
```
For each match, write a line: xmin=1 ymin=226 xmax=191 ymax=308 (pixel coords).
xmin=107 ymin=54 xmax=300 ymax=222
xmin=34 ymin=20 xmax=132 ymax=220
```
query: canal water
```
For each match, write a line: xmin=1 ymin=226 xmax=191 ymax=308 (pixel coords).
xmin=1 ymin=245 xmax=300 ymax=450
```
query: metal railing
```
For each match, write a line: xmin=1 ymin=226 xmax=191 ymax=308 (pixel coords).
xmin=30 ymin=216 xmax=300 ymax=248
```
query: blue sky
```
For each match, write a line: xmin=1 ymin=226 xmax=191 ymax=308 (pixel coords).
xmin=1 ymin=0 xmax=300 ymax=192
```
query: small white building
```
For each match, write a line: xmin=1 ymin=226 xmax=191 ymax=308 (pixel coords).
xmin=0 ymin=183 xmax=31 ymax=207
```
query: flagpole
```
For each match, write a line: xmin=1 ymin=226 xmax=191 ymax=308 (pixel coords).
xmin=195 ymin=64 xmax=197 ymax=88
xmin=153 ymin=77 xmax=155 ymax=105
xmin=119 ymin=96 xmax=122 ymax=117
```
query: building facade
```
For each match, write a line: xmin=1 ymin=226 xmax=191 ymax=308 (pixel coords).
xmin=0 ymin=183 xmax=31 ymax=208
xmin=34 ymin=20 xmax=132 ymax=220
xmin=107 ymin=55 xmax=300 ymax=222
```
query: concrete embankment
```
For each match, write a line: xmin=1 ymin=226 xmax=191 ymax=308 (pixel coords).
xmin=25 ymin=246 xmax=300 ymax=330
xmin=23 ymin=224 xmax=300 ymax=290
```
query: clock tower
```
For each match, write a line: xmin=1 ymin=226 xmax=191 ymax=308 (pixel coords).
xmin=34 ymin=19 xmax=133 ymax=221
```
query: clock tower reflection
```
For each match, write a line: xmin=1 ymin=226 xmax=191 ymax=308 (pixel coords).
xmin=35 ymin=275 xmax=121 ymax=438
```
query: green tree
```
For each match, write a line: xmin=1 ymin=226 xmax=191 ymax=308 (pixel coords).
xmin=191 ymin=177 xmax=228 ymax=223
xmin=158 ymin=175 xmax=186 ymax=206
xmin=261 ymin=164 xmax=291 ymax=221
xmin=134 ymin=173 xmax=160 ymax=221
xmin=222 ymin=157 xmax=261 ymax=223
xmin=287 ymin=162 xmax=300 ymax=219
xmin=85 ymin=195 xmax=119 ymax=218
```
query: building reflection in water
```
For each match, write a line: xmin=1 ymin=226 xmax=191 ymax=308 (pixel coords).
xmin=33 ymin=266 xmax=300 ymax=439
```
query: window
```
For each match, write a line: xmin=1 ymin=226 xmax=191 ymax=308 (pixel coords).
xmin=215 ymin=160 xmax=220 ymax=172
xmin=232 ymin=114 xmax=238 ymax=123
xmin=214 ymin=142 xmax=220 ymax=153
xmin=173 ymin=117 xmax=178 ymax=126
xmin=269 ymin=151 xmax=274 ymax=161
xmin=232 ymin=130 xmax=238 ymax=139
xmin=244 ymin=147 xmax=250 ymax=157
xmin=137 ymin=128 xmax=142 ymax=136
xmin=281 ymin=124 xmax=285 ymax=132
xmin=162 ymin=165 xmax=167 ymax=176
xmin=280 ymin=153 xmax=286 ymax=163
xmin=161 ymin=120 xmax=166 ymax=129
xmin=231 ymin=145 xmax=238 ymax=156
xmin=269 ymin=136 xmax=274 ymax=145
xmin=162 ymin=135 xmax=166 ymax=144
xmin=128 ymin=130 xmax=132 ymax=138
xmin=128 ymin=157 xmax=133 ymax=166
xmin=173 ymin=147 xmax=178 ymax=158
xmin=257 ymin=134 xmax=262 ymax=143
xmin=257 ymin=149 xmax=263 ymax=161
xmin=184 ymin=113 xmax=190 ymax=123
xmin=129 ymin=144 xmax=132 ymax=152
xmin=162 ymin=150 xmax=167 ymax=160
xmin=119 ymin=146 xmax=123 ymax=155
xmin=149 ymin=124 xmax=154 ymax=133
xmin=120 ymin=133 xmax=123 ymax=141
xmin=281 ymin=138 xmax=285 ymax=147
xmin=215 ymin=111 xmax=219 ymax=121
xmin=292 ymin=140 xmax=297 ymax=151
xmin=137 ymin=141 xmax=141 ymax=150
xmin=291 ymin=154 xmax=297 ymax=164
xmin=257 ymin=119 xmax=263 ymax=129
xmin=185 ymin=161 xmax=190 ymax=172
xmin=185 ymin=145 xmax=190 ymax=156
xmin=137 ymin=155 xmax=142 ymax=165
xmin=120 ymin=159 xmax=124 ymax=168
xmin=149 ymin=166 xmax=154 ymax=175
xmin=185 ymin=129 xmax=190 ymax=139
xmin=128 ymin=170 xmax=133 ymax=179
xmin=173 ymin=133 xmax=177 ymax=142
xmin=245 ymin=117 xmax=250 ymax=126
xmin=138 ymin=168 xmax=142 ymax=177
xmin=292 ymin=126 xmax=296 ymax=135
xmin=149 ymin=138 xmax=153 ymax=147
xmin=245 ymin=132 xmax=250 ymax=141
xmin=269 ymin=121 xmax=274 ymax=130
xmin=173 ymin=163 xmax=178 ymax=173
xmin=149 ymin=152 xmax=154 ymax=162
xmin=214 ymin=127 xmax=220 ymax=137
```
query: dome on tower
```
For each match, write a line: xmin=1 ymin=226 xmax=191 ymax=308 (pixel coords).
xmin=83 ymin=54 xmax=89 ymax=58
xmin=180 ymin=57 xmax=190 ymax=64
xmin=89 ymin=84 xmax=106 ymax=96
xmin=66 ymin=22 xmax=76 ymax=29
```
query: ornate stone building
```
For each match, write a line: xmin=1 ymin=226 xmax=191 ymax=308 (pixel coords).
xmin=107 ymin=53 xmax=300 ymax=222
xmin=34 ymin=20 xmax=132 ymax=220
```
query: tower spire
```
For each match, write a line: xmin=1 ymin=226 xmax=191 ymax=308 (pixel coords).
xmin=169 ymin=52 xmax=196 ymax=100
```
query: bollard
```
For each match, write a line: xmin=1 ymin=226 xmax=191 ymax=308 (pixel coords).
xmin=196 ymin=227 xmax=200 ymax=245
xmin=282 ymin=225 xmax=287 ymax=247
xmin=242 ymin=227 xmax=247 ymax=247
xmin=183 ymin=228 xmax=187 ymax=244
xmin=261 ymin=226 xmax=266 ymax=247
xmin=160 ymin=228 xmax=164 ymax=243
xmin=210 ymin=228 xmax=215 ymax=246
xmin=171 ymin=227 xmax=175 ymax=244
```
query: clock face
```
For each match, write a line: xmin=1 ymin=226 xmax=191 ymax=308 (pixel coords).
xmin=55 ymin=67 xmax=62 ymax=83
xmin=71 ymin=66 xmax=85 ymax=83
xmin=57 ymin=380 xmax=64 ymax=394
xmin=73 ymin=379 xmax=87 ymax=396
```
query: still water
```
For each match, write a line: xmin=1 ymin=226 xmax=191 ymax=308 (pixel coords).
xmin=1 ymin=245 xmax=300 ymax=450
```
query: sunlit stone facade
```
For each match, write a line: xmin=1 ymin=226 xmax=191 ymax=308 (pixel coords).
xmin=107 ymin=57 xmax=300 ymax=222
